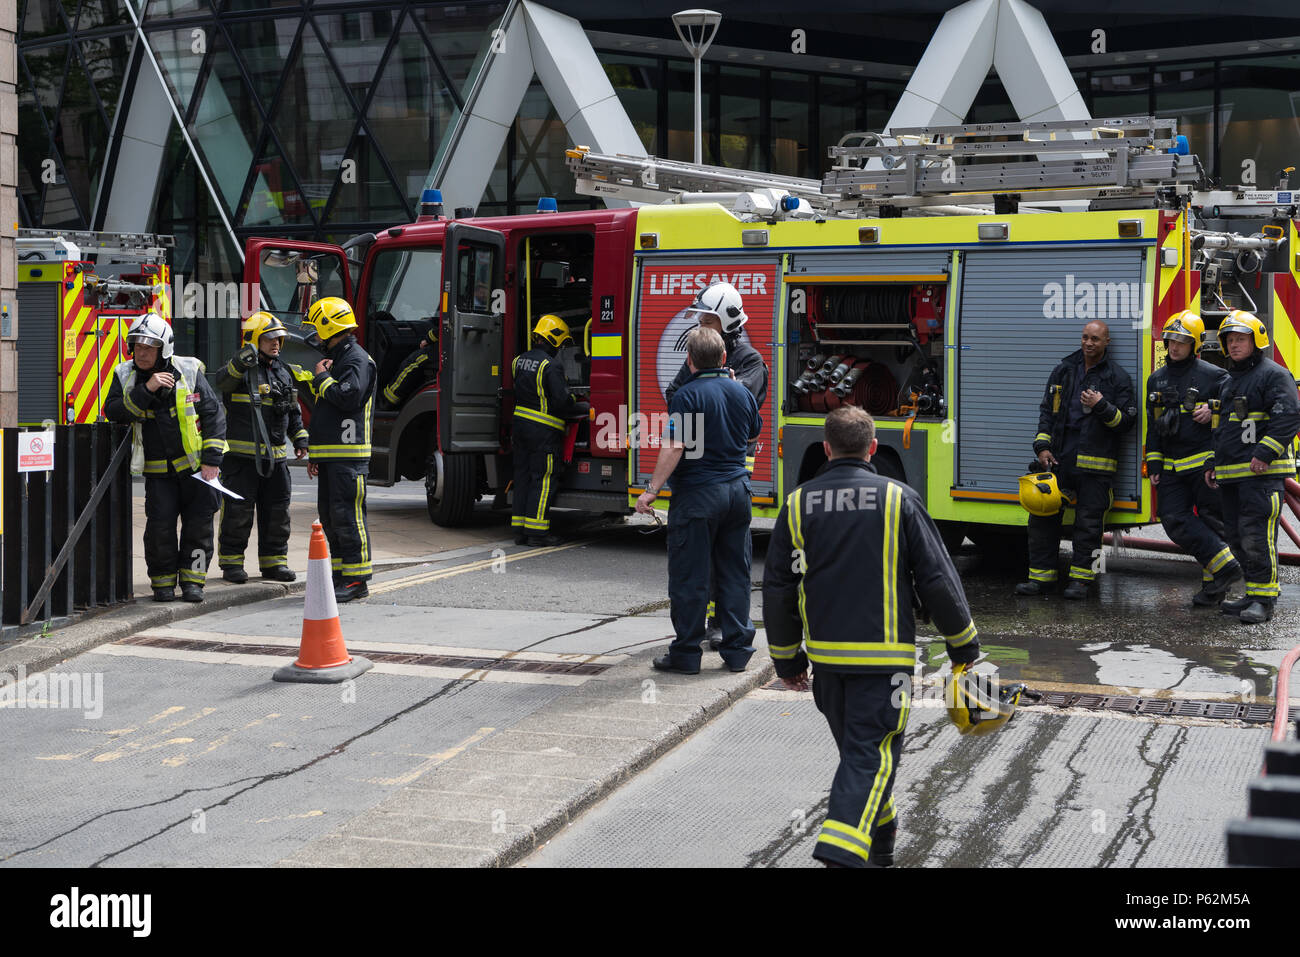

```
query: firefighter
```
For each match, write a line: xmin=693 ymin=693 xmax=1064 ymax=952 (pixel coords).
xmin=1206 ymin=311 xmax=1300 ymax=624
xmin=1144 ymin=311 xmax=1239 ymax=605
xmin=214 ymin=312 xmax=310 ymax=584
xmin=637 ymin=326 xmax=763 ymax=675
xmin=763 ymin=406 xmax=980 ymax=867
xmin=104 ymin=314 xmax=227 ymax=602
xmin=664 ymin=281 xmax=769 ymax=649
xmin=381 ymin=320 xmax=438 ymax=408
xmin=511 ymin=314 xmax=586 ymax=546
xmin=301 ymin=296 xmax=377 ymax=603
xmin=1015 ymin=320 xmax=1137 ymax=599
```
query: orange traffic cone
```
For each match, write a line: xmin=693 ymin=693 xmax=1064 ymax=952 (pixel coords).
xmin=273 ymin=521 xmax=373 ymax=684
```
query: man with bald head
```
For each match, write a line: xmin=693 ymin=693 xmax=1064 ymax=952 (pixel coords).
xmin=1016 ymin=320 xmax=1137 ymax=599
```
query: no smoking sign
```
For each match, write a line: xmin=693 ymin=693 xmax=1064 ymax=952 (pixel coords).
xmin=17 ymin=430 xmax=55 ymax=473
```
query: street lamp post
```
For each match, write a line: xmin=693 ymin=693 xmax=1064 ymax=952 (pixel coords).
xmin=671 ymin=9 xmax=721 ymax=166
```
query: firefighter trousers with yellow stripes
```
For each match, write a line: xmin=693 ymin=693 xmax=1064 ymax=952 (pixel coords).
xmin=217 ymin=456 xmax=293 ymax=572
xmin=1219 ymin=478 xmax=1282 ymax=604
xmin=811 ymin=670 xmax=908 ymax=868
xmin=512 ymin=418 xmax=562 ymax=535
xmin=1026 ymin=462 xmax=1112 ymax=584
xmin=144 ymin=472 xmax=220 ymax=590
xmin=1155 ymin=469 xmax=1232 ymax=579
xmin=317 ymin=460 xmax=372 ymax=582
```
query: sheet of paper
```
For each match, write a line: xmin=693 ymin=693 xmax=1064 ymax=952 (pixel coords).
xmin=192 ymin=473 xmax=244 ymax=500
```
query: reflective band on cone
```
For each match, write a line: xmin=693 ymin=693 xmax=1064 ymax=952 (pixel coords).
xmin=273 ymin=521 xmax=373 ymax=684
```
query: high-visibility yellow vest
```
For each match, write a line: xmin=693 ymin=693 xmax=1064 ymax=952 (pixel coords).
xmin=114 ymin=356 xmax=208 ymax=476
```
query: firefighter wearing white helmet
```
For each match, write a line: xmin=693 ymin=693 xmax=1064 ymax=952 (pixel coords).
xmin=665 ymin=281 xmax=769 ymax=650
xmin=302 ymin=296 xmax=377 ymax=603
xmin=1206 ymin=310 xmax=1300 ymax=624
xmin=1144 ymin=311 xmax=1238 ymax=606
xmin=104 ymin=314 xmax=227 ymax=602
xmin=213 ymin=312 xmax=311 ymax=585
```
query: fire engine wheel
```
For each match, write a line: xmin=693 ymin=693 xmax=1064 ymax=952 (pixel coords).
xmin=426 ymin=451 xmax=476 ymax=527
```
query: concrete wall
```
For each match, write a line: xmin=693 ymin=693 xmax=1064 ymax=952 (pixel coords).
xmin=0 ymin=2 xmax=16 ymax=428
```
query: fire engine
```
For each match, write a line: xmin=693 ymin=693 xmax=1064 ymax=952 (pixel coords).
xmin=242 ymin=117 xmax=1300 ymax=549
xmin=16 ymin=229 xmax=174 ymax=426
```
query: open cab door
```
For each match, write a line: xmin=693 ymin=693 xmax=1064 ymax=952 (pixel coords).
xmin=438 ymin=223 xmax=505 ymax=452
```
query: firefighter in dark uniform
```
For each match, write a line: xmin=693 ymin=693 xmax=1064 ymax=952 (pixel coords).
xmin=301 ymin=296 xmax=377 ymax=603
xmin=1207 ymin=310 xmax=1300 ymax=624
xmin=763 ymin=406 xmax=981 ymax=868
xmin=664 ymin=281 xmax=769 ymax=649
xmin=215 ymin=312 xmax=309 ymax=584
xmin=511 ymin=314 xmax=586 ymax=546
xmin=104 ymin=314 xmax=227 ymax=602
xmin=381 ymin=321 xmax=438 ymax=408
xmin=1144 ymin=311 xmax=1239 ymax=605
xmin=636 ymin=326 xmax=763 ymax=674
xmin=1015 ymin=320 xmax=1137 ymax=599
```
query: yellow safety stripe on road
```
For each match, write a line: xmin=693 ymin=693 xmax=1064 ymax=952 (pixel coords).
xmin=1214 ymin=459 xmax=1296 ymax=479
xmin=1069 ymin=564 xmax=1096 ymax=581
xmin=1259 ymin=436 xmax=1287 ymax=456
xmin=1166 ymin=450 xmax=1212 ymax=471
xmin=367 ymin=541 xmax=586 ymax=596
xmin=1104 ymin=408 xmax=1122 ymax=427
xmin=513 ymin=407 xmax=564 ymax=430
xmin=1076 ymin=455 xmax=1117 ymax=472
xmin=858 ymin=684 xmax=908 ymax=834
xmin=818 ymin=820 xmax=873 ymax=862
xmin=1206 ymin=547 xmax=1234 ymax=574
xmin=945 ymin=621 xmax=978 ymax=648
xmin=882 ymin=483 xmax=901 ymax=645
xmin=1028 ymin=567 xmax=1058 ymax=582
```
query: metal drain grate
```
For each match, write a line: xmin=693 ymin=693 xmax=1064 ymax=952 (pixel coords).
xmin=117 ymin=634 xmax=611 ymax=676
xmin=760 ymin=677 xmax=1298 ymax=725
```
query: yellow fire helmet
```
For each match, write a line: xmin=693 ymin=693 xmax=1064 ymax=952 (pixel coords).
xmin=1219 ymin=310 xmax=1269 ymax=349
xmin=533 ymin=314 xmax=572 ymax=348
xmin=1162 ymin=311 xmax=1205 ymax=350
xmin=1018 ymin=471 xmax=1063 ymax=517
xmin=946 ymin=663 xmax=1026 ymax=737
xmin=241 ymin=311 xmax=288 ymax=348
xmin=304 ymin=296 xmax=358 ymax=344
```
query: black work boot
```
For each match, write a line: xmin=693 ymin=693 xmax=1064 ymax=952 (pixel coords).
xmin=1062 ymin=580 xmax=1089 ymax=600
xmin=1014 ymin=580 xmax=1052 ymax=596
xmin=1193 ymin=562 xmax=1242 ymax=607
xmin=704 ymin=618 xmax=723 ymax=651
xmin=1238 ymin=601 xmax=1275 ymax=624
xmin=152 ymin=587 xmax=176 ymax=603
xmin=335 ymin=580 xmax=369 ymax=603
xmin=1221 ymin=594 xmax=1252 ymax=615
xmin=261 ymin=566 xmax=296 ymax=583
xmin=527 ymin=533 xmax=563 ymax=547
xmin=222 ymin=566 xmax=248 ymax=584
xmin=180 ymin=584 xmax=204 ymax=602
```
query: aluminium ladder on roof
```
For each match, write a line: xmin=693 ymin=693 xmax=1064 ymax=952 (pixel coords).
xmin=16 ymin=228 xmax=175 ymax=263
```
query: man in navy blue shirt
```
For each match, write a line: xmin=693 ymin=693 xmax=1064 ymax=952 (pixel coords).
xmin=636 ymin=326 xmax=763 ymax=674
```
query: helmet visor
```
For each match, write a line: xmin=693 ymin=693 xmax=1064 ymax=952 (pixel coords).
xmin=128 ymin=333 xmax=164 ymax=349
xmin=1162 ymin=331 xmax=1196 ymax=345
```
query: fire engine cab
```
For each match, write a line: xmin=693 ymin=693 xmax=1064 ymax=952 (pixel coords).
xmin=242 ymin=116 xmax=1300 ymax=549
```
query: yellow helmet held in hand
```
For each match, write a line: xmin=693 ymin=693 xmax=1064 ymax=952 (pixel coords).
xmin=1018 ymin=471 xmax=1063 ymax=517
xmin=304 ymin=296 xmax=358 ymax=344
xmin=1162 ymin=311 xmax=1205 ymax=350
xmin=946 ymin=663 xmax=1025 ymax=737
xmin=533 ymin=314 xmax=572 ymax=348
xmin=241 ymin=311 xmax=288 ymax=348
xmin=1219 ymin=310 xmax=1269 ymax=349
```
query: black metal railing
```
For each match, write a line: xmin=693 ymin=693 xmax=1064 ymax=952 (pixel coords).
xmin=1 ymin=424 xmax=134 ymax=631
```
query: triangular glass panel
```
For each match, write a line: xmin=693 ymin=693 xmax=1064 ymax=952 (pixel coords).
xmin=147 ymin=26 xmax=210 ymax=118
xmin=410 ymin=4 xmax=502 ymax=101
xmin=267 ymin=22 xmax=360 ymax=222
xmin=227 ymin=17 xmax=301 ymax=113
xmin=311 ymin=8 xmax=398 ymax=108
xmin=41 ymin=179 xmax=85 ymax=228
xmin=323 ymin=129 xmax=408 ymax=226
xmin=77 ymin=0 xmax=134 ymax=29
xmin=17 ymin=98 xmax=50 ymax=221
xmin=188 ymin=30 xmax=266 ymax=216
xmin=366 ymin=14 xmax=454 ymax=212
xmin=80 ymin=34 xmax=135 ymax=130
xmin=22 ymin=0 xmax=77 ymax=41
xmin=239 ymin=130 xmax=315 ymax=228
xmin=21 ymin=44 xmax=69 ymax=130
xmin=53 ymin=59 xmax=111 ymax=221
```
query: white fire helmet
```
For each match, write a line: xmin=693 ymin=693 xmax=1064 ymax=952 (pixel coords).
xmin=683 ymin=281 xmax=748 ymax=335
xmin=126 ymin=314 xmax=175 ymax=360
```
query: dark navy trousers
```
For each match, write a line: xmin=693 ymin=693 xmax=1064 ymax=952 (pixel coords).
xmin=665 ymin=476 xmax=755 ymax=670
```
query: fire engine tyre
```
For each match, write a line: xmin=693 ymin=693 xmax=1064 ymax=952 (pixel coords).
xmin=426 ymin=451 xmax=476 ymax=527
xmin=967 ymin=525 xmax=1029 ymax=563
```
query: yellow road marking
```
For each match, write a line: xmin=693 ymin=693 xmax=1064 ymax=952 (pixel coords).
xmin=361 ymin=726 xmax=496 ymax=787
xmin=366 ymin=542 xmax=585 ymax=596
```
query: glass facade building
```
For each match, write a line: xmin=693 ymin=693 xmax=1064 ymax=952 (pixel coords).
xmin=17 ymin=1 xmax=1300 ymax=355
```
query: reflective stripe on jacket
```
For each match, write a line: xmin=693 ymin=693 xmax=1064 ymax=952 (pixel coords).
xmin=106 ymin=356 xmax=226 ymax=476
xmin=1033 ymin=349 xmax=1137 ymax=474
